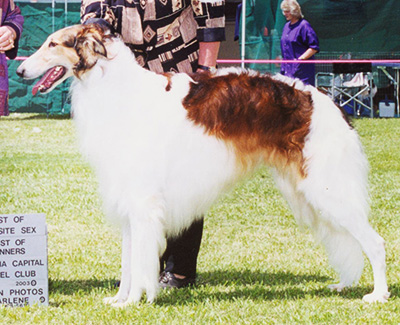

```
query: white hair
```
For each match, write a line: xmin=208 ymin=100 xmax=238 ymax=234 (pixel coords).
xmin=281 ymin=0 xmax=304 ymax=18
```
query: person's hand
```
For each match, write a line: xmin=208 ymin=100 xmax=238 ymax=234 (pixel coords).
xmin=0 ymin=26 xmax=16 ymax=53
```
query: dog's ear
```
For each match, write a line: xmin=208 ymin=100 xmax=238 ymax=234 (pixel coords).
xmin=92 ymin=36 xmax=107 ymax=57
xmin=73 ymin=25 xmax=108 ymax=78
xmin=77 ymin=35 xmax=107 ymax=57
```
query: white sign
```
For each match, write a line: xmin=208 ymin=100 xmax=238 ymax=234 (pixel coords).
xmin=0 ymin=214 xmax=48 ymax=307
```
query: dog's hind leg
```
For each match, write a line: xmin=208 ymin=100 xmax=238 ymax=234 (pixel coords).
xmin=330 ymin=218 xmax=389 ymax=303
xmin=287 ymin=88 xmax=389 ymax=302
xmin=316 ymin=208 xmax=389 ymax=302
xmin=274 ymin=166 xmax=389 ymax=302
xmin=273 ymin=169 xmax=363 ymax=288
xmin=103 ymin=221 xmax=132 ymax=305
xmin=111 ymin=196 xmax=167 ymax=307
xmin=298 ymin=173 xmax=389 ymax=302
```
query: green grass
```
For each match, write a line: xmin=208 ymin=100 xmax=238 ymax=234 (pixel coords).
xmin=1 ymin=113 xmax=399 ymax=324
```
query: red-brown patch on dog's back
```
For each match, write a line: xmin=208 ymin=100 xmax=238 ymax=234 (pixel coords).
xmin=163 ymin=72 xmax=174 ymax=92
xmin=182 ymin=72 xmax=314 ymax=176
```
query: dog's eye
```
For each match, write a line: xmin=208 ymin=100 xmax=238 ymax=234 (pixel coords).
xmin=48 ymin=41 xmax=58 ymax=48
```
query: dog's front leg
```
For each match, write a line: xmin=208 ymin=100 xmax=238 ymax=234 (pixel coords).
xmin=103 ymin=222 xmax=132 ymax=305
xmin=111 ymin=199 xmax=167 ymax=307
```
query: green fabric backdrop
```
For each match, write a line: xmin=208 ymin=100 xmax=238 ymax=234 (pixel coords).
xmin=241 ymin=0 xmax=400 ymax=74
xmin=8 ymin=0 xmax=400 ymax=114
xmin=9 ymin=1 xmax=80 ymax=115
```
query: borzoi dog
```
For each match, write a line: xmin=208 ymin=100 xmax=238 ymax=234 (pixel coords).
xmin=17 ymin=24 xmax=389 ymax=306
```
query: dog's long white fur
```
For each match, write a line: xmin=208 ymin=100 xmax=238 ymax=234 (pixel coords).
xmin=17 ymin=27 xmax=389 ymax=306
xmin=72 ymin=40 xmax=243 ymax=304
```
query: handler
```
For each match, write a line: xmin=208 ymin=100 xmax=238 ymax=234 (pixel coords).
xmin=80 ymin=0 xmax=225 ymax=288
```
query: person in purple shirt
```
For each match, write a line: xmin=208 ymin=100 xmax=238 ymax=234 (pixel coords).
xmin=280 ymin=0 xmax=319 ymax=86
xmin=0 ymin=0 xmax=23 ymax=116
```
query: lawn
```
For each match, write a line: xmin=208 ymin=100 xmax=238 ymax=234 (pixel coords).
xmin=0 ymin=114 xmax=399 ymax=324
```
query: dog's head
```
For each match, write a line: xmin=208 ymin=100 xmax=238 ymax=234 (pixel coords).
xmin=17 ymin=24 xmax=112 ymax=95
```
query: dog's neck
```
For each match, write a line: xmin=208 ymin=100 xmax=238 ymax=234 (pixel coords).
xmin=71 ymin=35 xmax=169 ymax=103
xmin=105 ymin=37 xmax=135 ymax=62
xmin=79 ymin=37 xmax=145 ymax=84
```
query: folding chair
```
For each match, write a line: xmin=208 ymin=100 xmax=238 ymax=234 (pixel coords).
xmin=316 ymin=63 xmax=374 ymax=117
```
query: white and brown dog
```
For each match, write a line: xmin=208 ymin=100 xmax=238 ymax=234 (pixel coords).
xmin=17 ymin=24 xmax=389 ymax=306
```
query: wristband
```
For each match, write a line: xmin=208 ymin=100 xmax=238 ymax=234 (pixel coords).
xmin=198 ymin=64 xmax=217 ymax=73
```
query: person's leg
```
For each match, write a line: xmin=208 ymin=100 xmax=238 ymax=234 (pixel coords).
xmin=160 ymin=218 xmax=204 ymax=287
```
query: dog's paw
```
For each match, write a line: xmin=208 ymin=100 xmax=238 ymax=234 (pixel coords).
xmin=327 ymin=283 xmax=346 ymax=292
xmin=145 ymin=287 xmax=158 ymax=303
xmin=110 ymin=296 xmax=142 ymax=308
xmin=111 ymin=301 xmax=132 ymax=308
xmin=103 ymin=296 xmax=120 ymax=305
xmin=107 ymin=289 xmax=144 ymax=307
xmin=362 ymin=291 xmax=390 ymax=303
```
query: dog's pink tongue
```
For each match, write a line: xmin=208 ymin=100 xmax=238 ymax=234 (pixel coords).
xmin=32 ymin=66 xmax=65 ymax=96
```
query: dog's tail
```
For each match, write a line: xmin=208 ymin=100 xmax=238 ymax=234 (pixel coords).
xmin=313 ymin=218 xmax=365 ymax=286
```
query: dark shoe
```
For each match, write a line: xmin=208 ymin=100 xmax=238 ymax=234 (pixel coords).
xmin=159 ymin=271 xmax=195 ymax=289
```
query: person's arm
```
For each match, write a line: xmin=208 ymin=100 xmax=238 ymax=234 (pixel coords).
xmin=81 ymin=0 xmax=115 ymax=27
xmin=298 ymin=22 xmax=319 ymax=60
xmin=0 ymin=0 xmax=23 ymax=58
xmin=193 ymin=0 xmax=225 ymax=72
xmin=198 ymin=42 xmax=221 ymax=71
xmin=298 ymin=48 xmax=318 ymax=60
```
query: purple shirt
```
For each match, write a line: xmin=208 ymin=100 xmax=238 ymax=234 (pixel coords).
xmin=0 ymin=0 xmax=23 ymax=116
xmin=280 ymin=18 xmax=319 ymax=85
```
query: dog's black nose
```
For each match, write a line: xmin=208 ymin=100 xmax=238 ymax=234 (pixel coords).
xmin=16 ymin=68 xmax=25 ymax=78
